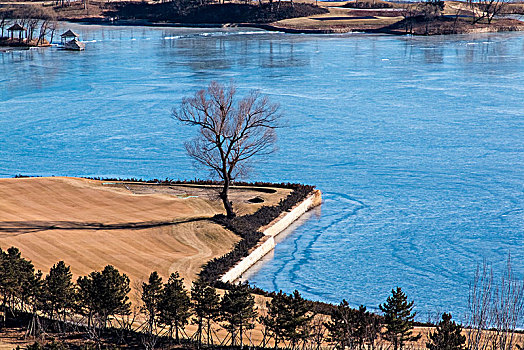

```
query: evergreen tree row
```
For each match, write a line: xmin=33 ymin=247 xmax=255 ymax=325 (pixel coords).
xmin=0 ymin=246 xmax=470 ymax=350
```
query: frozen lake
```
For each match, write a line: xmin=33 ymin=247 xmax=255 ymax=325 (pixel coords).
xmin=1 ymin=24 xmax=523 ymax=320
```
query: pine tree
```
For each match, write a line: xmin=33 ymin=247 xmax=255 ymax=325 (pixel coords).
xmin=325 ymin=299 xmax=354 ymax=350
xmin=25 ymin=270 xmax=43 ymax=338
xmin=283 ymin=290 xmax=312 ymax=350
xmin=0 ymin=247 xmax=21 ymax=316
xmin=328 ymin=304 xmax=381 ymax=350
xmin=77 ymin=265 xmax=131 ymax=329
xmin=426 ymin=313 xmax=466 ymax=350
xmin=191 ymin=279 xmax=220 ymax=348
xmin=260 ymin=290 xmax=290 ymax=349
xmin=220 ymin=282 xmax=257 ymax=348
xmin=0 ymin=247 xmax=39 ymax=321
xmin=379 ymin=287 xmax=421 ymax=350
xmin=42 ymin=261 xmax=74 ymax=324
xmin=141 ymin=271 xmax=163 ymax=333
xmin=356 ymin=305 xmax=381 ymax=349
xmin=0 ymin=248 xmax=43 ymax=334
xmin=159 ymin=272 xmax=191 ymax=344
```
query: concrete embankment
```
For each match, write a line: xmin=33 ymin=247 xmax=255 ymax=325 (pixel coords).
xmin=220 ymin=189 xmax=322 ymax=283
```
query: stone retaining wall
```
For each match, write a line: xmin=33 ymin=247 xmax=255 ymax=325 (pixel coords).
xmin=220 ymin=189 xmax=322 ymax=283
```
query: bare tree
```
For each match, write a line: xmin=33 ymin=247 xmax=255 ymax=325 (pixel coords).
xmin=492 ymin=255 xmax=524 ymax=350
xmin=0 ymin=10 xmax=11 ymax=39
xmin=27 ymin=18 xmax=39 ymax=42
xmin=173 ymin=81 xmax=280 ymax=218
xmin=469 ymin=0 xmax=509 ymax=24
xmin=467 ymin=260 xmax=498 ymax=350
xmin=307 ymin=313 xmax=328 ymax=350
xmin=47 ymin=20 xmax=58 ymax=45
xmin=451 ymin=7 xmax=465 ymax=34
xmin=465 ymin=254 xmax=524 ymax=350
xmin=398 ymin=3 xmax=419 ymax=34
xmin=36 ymin=15 xmax=58 ymax=46
xmin=418 ymin=0 xmax=444 ymax=34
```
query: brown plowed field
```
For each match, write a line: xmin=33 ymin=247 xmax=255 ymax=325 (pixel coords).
xmin=0 ymin=177 xmax=289 ymax=287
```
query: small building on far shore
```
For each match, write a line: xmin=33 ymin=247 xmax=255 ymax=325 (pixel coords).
xmin=60 ymin=29 xmax=85 ymax=51
xmin=60 ymin=29 xmax=79 ymax=45
xmin=7 ymin=23 xmax=26 ymax=42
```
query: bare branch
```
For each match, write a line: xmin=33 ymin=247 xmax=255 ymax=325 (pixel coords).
xmin=172 ymin=81 xmax=280 ymax=218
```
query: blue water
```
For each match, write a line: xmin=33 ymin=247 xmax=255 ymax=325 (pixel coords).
xmin=1 ymin=24 xmax=523 ymax=320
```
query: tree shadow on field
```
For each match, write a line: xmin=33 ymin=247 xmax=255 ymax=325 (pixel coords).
xmin=0 ymin=217 xmax=209 ymax=235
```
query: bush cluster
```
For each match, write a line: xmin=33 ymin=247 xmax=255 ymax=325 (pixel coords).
xmin=199 ymin=183 xmax=315 ymax=284
xmin=105 ymin=2 xmax=328 ymax=24
xmin=199 ymin=231 xmax=265 ymax=284
xmin=343 ymin=1 xmax=393 ymax=8
xmin=213 ymin=183 xmax=315 ymax=238
xmin=175 ymin=3 xmax=328 ymax=24
xmin=85 ymin=176 xmax=314 ymax=190
xmin=199 ymin=183 xmax=315 ymax=287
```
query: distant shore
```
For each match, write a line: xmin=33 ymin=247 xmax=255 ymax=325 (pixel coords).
xmin=58 ymin=0 xmax=524 ymax=36
xmin=0 ymin=38 xmax=51 ymax=49
xmin=65 ymin=15 xmax=524 ymax=35
xmin=1 ymin=0 xmax=523 ymax=46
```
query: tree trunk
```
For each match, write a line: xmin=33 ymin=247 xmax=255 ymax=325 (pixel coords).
xmin=220 ymin=181 xmax=235 ymax=218
xmin=206 ymin=318 xmax=212 ymax=346
xmin=197 ymin=317 xmax=202 ymax=349
xmin=240 ymin=322 xmax=243 ymax=349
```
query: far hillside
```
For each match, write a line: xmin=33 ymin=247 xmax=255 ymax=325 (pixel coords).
xmin=104 ymin=1 xmax=328 ymax=24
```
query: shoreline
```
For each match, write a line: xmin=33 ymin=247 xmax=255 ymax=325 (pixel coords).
xmin=0 ymin=39 xmax=52 ymax=49
xmin=220 ymin=189 xmax=322 ymax=283
xmin=65 ymin=17 xmax=524 ymax=35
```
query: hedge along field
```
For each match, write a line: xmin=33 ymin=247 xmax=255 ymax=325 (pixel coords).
xmin=0 ymin=176 xmax=291 ymax=291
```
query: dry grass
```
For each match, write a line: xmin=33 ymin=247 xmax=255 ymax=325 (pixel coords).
xmin=0 ymin=176 xmax=293 ymax=348
xmin=0 ymin=177 xmax=289 ymax=289
xmin=271 ymin=6 xmax=401 ymax=32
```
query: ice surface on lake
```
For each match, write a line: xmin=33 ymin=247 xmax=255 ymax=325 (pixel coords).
xmin=1 ymin=25 xmax=523 ymax=319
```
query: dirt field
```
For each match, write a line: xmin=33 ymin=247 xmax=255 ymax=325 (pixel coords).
xmin=270 ymin=5 xmax=402 ymax=33
xmin=0 ymin=176 xmax=294 ymax=349
xmin=269 ymin=1 xmax=524 ymax=34
xmin=0 ymin=177 xmax=290 ymax=288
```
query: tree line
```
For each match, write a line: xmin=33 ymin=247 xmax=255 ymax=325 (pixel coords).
xmin=397 ymin=0 xmax=511 ymax=35
xmin=0 ymin=6 xmax=58 ymax=46
xmin=3 ymin=246 xmax=522 ymax=350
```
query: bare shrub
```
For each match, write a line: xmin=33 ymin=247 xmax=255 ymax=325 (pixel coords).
xmin=465 ymin=254 xmax=524 ymax=350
